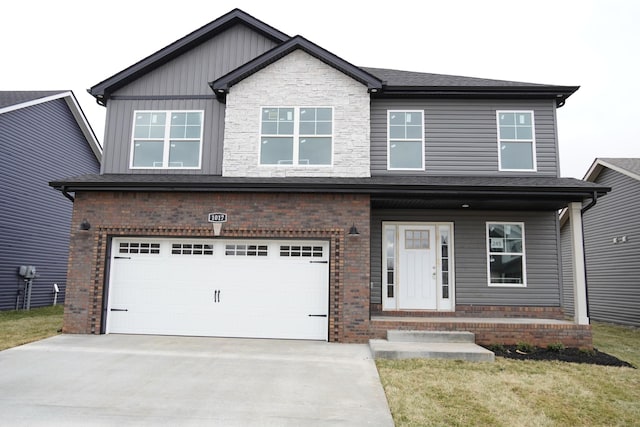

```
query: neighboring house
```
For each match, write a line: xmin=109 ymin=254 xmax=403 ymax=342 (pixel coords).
xmin=50 ymin=9 xmax=609 ymax=347
xmin=561 ymin=158 xmax=639 ymax=327
xmin=0 ymin=91 xmax=101 ymax=310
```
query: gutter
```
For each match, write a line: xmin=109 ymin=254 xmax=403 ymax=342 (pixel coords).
xmin=580 ymin=191 xmax=598 ymax=214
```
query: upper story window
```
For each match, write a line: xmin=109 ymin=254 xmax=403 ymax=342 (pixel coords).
xmin=131 ymin=111 xmax=203 ymax=169
xmin=486 ymin=222 xmax=527 ymax=287
xmin=260 ymin=107 xmax=332 ymax=166
xmin=388 ymin=110 xmax=424 ymax=170
xmin=497 ymin=111 xmax=536 ymax=171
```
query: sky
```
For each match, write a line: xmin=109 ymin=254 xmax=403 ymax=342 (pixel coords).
xmin=2 ymin=0 xmax=638 ymax=178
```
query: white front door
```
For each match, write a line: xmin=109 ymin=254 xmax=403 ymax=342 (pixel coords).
xmin=398 ymin=225 xmax=437 ymax=309
xmin=383 ymin=222 xmax=454 ymax=311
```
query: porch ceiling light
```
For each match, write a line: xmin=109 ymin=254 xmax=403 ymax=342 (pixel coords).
xmin=462 ymin=204 xmax=470 ymax=208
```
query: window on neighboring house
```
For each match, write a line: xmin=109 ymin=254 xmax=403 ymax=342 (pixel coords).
xmin=486 ymin=222 xmax=526 ymax=286
xmin=388 ymin=110 xmax=424 ymax=170
xmin=260 ymin=107 xmax=332 ymax=166
xmin=497 ymin=111 xmax=536 ymax=171
xmin=131 ymin=111 xmax=203 ymax=169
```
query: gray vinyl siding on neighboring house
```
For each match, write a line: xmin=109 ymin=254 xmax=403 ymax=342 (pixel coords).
xmin=101 ymin=24 xmax=278 ymax=175
xmin=0 ymin=99 xmax=100 ymax=310
xmin=581 ymin=167 xmax=640 ymax=326
xmin=370 ymin=209 xmax=561 ymax=306
xmin=370 ymin=99 xmax=559 ymax=176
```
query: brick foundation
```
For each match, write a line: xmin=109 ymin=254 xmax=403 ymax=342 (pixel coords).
xmin=371 ymin=305 xmax=566 ymax=320
xmin=369 ymin=319 xmax=592 ymax=348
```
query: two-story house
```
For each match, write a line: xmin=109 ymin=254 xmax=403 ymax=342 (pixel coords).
xmin=51 ymin=9 xmax=608 ymax=347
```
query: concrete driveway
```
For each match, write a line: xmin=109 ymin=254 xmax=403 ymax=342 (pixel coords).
xmin=0 ymin=334 xmax=393 ymax=426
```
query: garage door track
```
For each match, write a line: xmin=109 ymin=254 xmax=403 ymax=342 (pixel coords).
xmin=0 ymin=334 xmax=393 ymax=426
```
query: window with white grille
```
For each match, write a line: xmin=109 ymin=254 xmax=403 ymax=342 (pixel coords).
xmin=171 ymin=243 xmax=214 ymax=255
xmin=119 ymin=242 xmax=160 ymax=254
xmin=279 ymin=245 xmax=323 ymax=257
xmin=225 ymin=244 xmax=268 ymax=256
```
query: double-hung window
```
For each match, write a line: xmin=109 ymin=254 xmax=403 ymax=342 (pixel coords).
xmin=260 ymin=107 xmax=332 ymax=166
xmin=131 ymin=110 xmax=203 ymax=169
xmin=486 ymin=222 xmax=526 ymax=286
xmin=497 ymin=111 xmax=536 ymax=171
xmin=388 ymin=110 xmax=424 ymax=170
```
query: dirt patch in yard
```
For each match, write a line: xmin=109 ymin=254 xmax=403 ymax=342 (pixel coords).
xmin=485 ymin=345 xmax=635 ymax=368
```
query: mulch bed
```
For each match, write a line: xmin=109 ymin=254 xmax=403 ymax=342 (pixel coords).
xmin=484 ymin=345 xmax=635 ymax=368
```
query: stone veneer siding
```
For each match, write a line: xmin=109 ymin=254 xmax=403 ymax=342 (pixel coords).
xmin=222 ymin=50 xmax=371 ymax=177
xmin=63 ymin=191 xmax=371 ymax=343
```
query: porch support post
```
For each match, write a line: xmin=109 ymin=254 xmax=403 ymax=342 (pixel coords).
xmin=568 ymin=202 xmax=589 ymax=325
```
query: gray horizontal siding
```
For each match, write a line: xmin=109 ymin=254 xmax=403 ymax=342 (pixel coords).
xmin=582 ymin=168 xmax=640 ymax=326
xmin=371 ymin=209 xmax=561 ymax=306
xmin=102 ymin=24 xmax=278 ymax=175
xmin=101 ymin=98 xmax=222 ymax=175
xmin=370 ymin=99 xmax=559 ymax=176
xmin=0 ymin=99 xmax=99 ymax=310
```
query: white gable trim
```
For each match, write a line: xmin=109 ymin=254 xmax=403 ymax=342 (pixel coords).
xmin=0 ymin=91 xmax=102 ymax=162
xmin=584 ymin=158 xmax=640 ymax=183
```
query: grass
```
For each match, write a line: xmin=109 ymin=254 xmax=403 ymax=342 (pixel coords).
xmin=0 ymin=305 xmax=64 ymax=351
xmin=376 ymin=322 xmax=640 ymax=426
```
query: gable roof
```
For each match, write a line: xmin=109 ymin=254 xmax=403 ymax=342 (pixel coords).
xmin=210 ymin=35 xmax=383 ymax=100
xmin=362 ymin=67 xmax=578 ymax=106
xmin=88 ymin=9 xmax=289 ymax=104
xmin=584 ymin=158 xmax=640 ymax=182
xmin=0 ymin=90 xmax=102 ymax=162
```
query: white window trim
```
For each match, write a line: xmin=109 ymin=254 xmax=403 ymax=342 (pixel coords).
xmin=387 ymin=110 xmax=425 ymax=171
xmin=496 ymin=110 xmax=537 ymax=172
xmin=258 ymin=106 xmax=334 ymax=167
xmin=129 ymin=110 xmax=204 ymax=170
xmin=486 ymin=221 xmax=527 ymax=287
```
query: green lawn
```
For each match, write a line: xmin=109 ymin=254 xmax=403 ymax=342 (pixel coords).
xmin=0 ymin=305 xmax=64 ymax=351
xmin=377 ymin=322 xmax=640 ymax=426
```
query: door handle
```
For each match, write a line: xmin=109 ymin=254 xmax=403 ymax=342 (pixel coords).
xmin=214 ymin=290 xmax=221 ymax=303
xmin=110 ymin=308 xmax=128 ymax=312
xmin=308 ymin=314 xmax=327 ymax=317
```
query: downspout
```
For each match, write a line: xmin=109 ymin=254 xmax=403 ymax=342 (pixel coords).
xmin=581 ymin=191 xmax=598 ymax=214
xmin=60 ymin=186 xmax=75 ymax=203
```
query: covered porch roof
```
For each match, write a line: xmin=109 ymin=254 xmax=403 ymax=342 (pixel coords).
xmin=50 ymin=174 xmax=609 ymax=211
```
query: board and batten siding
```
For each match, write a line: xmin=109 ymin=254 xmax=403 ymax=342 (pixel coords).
xmin=370 ymin=99 xmax=559 ymax=176
xmin=101 ymin=24 xmax=278 ymax=175
xmin=370 ymin=209 xmax=562 ymax=306
xmin=0 ymin=99 xmax=100 ymax=310
xmin=581 ymin=167 xmax=640 ymax=326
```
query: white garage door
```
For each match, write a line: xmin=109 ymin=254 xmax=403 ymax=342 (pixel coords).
xmin=106 ymin=238 xmax=329 ymax=340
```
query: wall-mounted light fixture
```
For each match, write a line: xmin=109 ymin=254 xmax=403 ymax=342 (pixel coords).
xmin=348 ymin=224 xmax=360 ymax=236
xmin=80 ymin=219 xmax=91 ymax=231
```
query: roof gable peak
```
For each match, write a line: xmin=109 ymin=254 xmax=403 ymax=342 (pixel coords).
xmin=210 ymin=35 xmax=383 ymax=100
xmin=89 ymin=8 xmax=289 ymax=104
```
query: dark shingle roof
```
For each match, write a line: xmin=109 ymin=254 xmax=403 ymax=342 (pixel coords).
xmin=598 ymin=158 xmax=640 ymax=177
xmin=0 ymin=91 xmax=67 ymax=110
xmin=361 ymin=67 xmax=548 ymax=88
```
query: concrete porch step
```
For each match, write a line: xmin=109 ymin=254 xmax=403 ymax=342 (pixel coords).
xmin=369 ymin=339 xmax=495 ymax=362
xmin=387 ymin=330 xmax=475 ymax=343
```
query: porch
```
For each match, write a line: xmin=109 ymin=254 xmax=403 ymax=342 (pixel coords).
xmin=369 ymin=315 xmax=593 ymax=348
